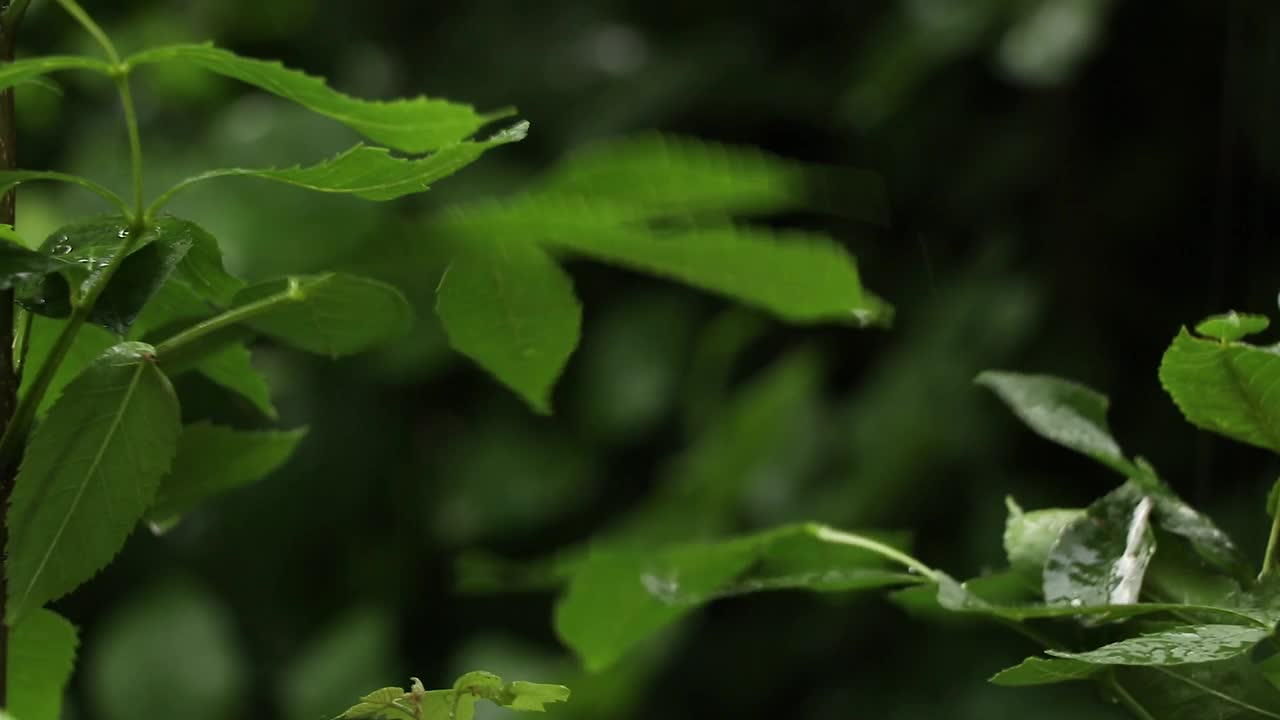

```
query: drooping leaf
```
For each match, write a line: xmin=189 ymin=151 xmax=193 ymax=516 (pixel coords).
xmin=0 ymin=54 xmax=111 ymax=93
xmin=126 ymin=44 xmax=513 ymax=153
xmin=436 ymin=236 xmax=581 ymax=414
xmin=989 ymin=657 xmax=1100 ymax=687
xmin=554 ymin=523 xmax=919 ymax=671
xmin=147 ymin=422 xmax=307 ymax=531
xmin=1160 ymin=326 xmax=1280 ymax=454
xmin=1002 ymin=496 xmax=1084 ymax=578
xmin=5 ymin=342 xmax=181 ymax=624
xmin=1044 ymin=482 xmax=1156 ymax=609
xmin=976 ymin=370 xmax=1138 ymax=477
xmin=7 ymin=609 xmax=79 ymax=720
xmin=153 ymin=124 xmax=528 ymax=209
xmin=1194 ymin=311 xmax=1271 ymax=343
xmin=0 ymin=225 xmax=71 ymax=289
xmin=1048 ymin=625 xmax=1270 ymax=666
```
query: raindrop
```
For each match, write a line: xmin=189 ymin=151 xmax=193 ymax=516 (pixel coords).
xmin=1069 ymin=598 xmax=1083 ymax=607
xmin=117 ymin=227 xmax=130 ymax=238
xmin=95 ymin=260 xmax=110 ymax=270
xmin=51 ymin=243 xmax=72 ymax=255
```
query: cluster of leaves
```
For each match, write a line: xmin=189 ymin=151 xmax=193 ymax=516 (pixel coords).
xmin=3 ymin=2 xmax=896 ymax=717
xmin=336 ymin=672 xmax=568 ymax=720
xmin=462 ymin=306 xmax=1280 ymax=719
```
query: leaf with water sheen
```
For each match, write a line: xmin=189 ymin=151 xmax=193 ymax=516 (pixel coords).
xmin=989 ymin=657 xmax=1100 ymax=686
xmin=147 ymin=422 xmax=307 ymax=530
xmin=1044 ymin=483 xmax=1156 ymax=609
xmin=1126 ymin=463 xmax=1251 ymax=581
xmin=976 ymin=370 xmax=1138 ymax=477
xmin=0 ymin=225 xmax=71 ymax=289
xmin=8 ymin=609 xmax=79 ymax=720
xmin=155 ymin=125 xmax=528 ymax=209
xmin=554 ymin=523 xmax=918 ymax=671
xmin=5 ymin=342 xmax=181 ymax=624
xmin=17 ymin=216 xmax=137 ymax=320
xmin=1002 ymin=497 xmax=1084 ymax=578
xmin=1195 ymin=311 xmax=1271 ymax=343
xmin=1119 ymin=659 xmax=1280 ymax=720
xmin=1160 ymin=326 xmax=1280 ymax=454
xmin=436 ymin=237 xmax=581 ymax=414
xmin=1048 ymin=624 xmax=1270 ymax=666
xmin=126 ymin=44 xmax=513 ymax=153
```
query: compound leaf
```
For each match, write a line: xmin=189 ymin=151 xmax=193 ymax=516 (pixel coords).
xmin=6 ymin=342 xmax=181 ymax=625
xmin=8 ymin=609 xmax=79 ymax=720
xmin=436 ymin=237 xmax=581 ymax=414
xmin=127 ymin=44 xmax=512 ymax=153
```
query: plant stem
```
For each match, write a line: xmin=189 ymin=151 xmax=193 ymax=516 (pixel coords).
xmin=56 ymin=0 xmax=119 ymax=64
xmin=154 ymin=280 xmax=298 ymax=357
xmin=809 ymin=524 xmax=942 ymax=582
xmin=1106 ymin=671 xmax=1157 ymax=720
xmin=1262 ymin=506 xmax=1280 ymax=580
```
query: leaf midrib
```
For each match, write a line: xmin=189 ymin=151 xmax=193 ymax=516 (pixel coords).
xmin=12 ymin=362 xmax=148 ymax=616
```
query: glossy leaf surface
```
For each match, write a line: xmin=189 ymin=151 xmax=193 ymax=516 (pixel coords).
xmin=5 ymin=343 xmax=181 ymax=624
xmin=1047 ymin=624 xmax=1270 ymax=666
xmin=989 ymin=657 xmax=1099 ymax=686
xmin=1043 ymin=483 xmax=1156 ymax=608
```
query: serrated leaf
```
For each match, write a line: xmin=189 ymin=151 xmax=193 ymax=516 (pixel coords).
xmin=534 ymin=133 xmax=809 ymax=217
xmin=126 ymin=44 xmax=512 ymax=153
xmin=147 ymin=422 xmax=306 ymax=531
xmin=1195 ymin=311 xmax=1271 ymax=342
xmin=8 ymin=609 xmax=79 ymax=720
xmin=1048 ymin=625 xmax=1270 ymax=666
xmin=989 ymin=657 xmax=1100 ymax=686
xmin=155 ymin=126 xmax=528 ymax=208
xmin=1044 ymin=483 xmax=1156 ymax=609
xmin=0 ymin=54 xmax=111 ymax=93
xmin=976 ymin=370 xmax=1138 ymax=477
xmin=1002 ymin=497 xmax=1084 ymax=578
xmin=436 ymin=237 xmax=581 ymax=414
xmin=5 ymin=342 xmax=181 ymax=624
xmin=554 ymin=523 xmax=919 ymax=671
xmin=1160 ymin=327 xmax=1280 ymax=454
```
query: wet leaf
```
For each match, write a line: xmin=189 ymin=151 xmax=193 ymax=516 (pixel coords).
xmin=1043 ymin=483 xmax=1156 ymax=609
xmin=989 ymin=657 xmax=1100 ymax=686
xmin=1048 ymin=625 xmax=1270 ymax=666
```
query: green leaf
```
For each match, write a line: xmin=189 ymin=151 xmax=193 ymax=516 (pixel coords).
xmin=337 ymin=674 xmax=569 ymax=720
xmin=1195 ymin=311 xmax=1271 ymax=342
xmin=234 ymin=274 xmax=413 ymax=357
xmin=436 ymin=237 xmax=581 ymax=414
xmin=1043 ymin=483 xmax=1156 ymax=609
xmin=1160 ymin=326 xmax=1280 ymax=453
xmin=126 ymin=44 xmax=513 ymax=153
xmin=534 ymin=133 xmax=809 ymax=217
xmin=156 ymin=217 xmax=244 ymax=306
xmin=8 ymin=609 xmax=79 ymax=720
xmin=503 ymin=681 xmax=572 ymax=711
xmin=17 ymin=216 xmax=137 ymax=320
xmin=548 ymin=225 xmax=890 ymax=325
xmin=976 ymin=370 xmax=1138 ymax=477
xmin=194 ymin=344 xmax=278 ymax=419
xmin=0 ymin=55 xmax=111 ymax=93
xmin=147 ymin=422 xmax=307 ymax=531
xmin=1048 ymin=625 xmax=1271 ymax=666
xmin=0 ymin=225 xmax=71 ymax=289
xmin=5 ymin=342 xmax=181 ymax=625
xmin=554 ymin=523 xmax=919 ymax=671
xmin=20 ymin=317 xmax=117 ymax=417
xmin=1128 ymin=461 xmax=1252 ymax=581
xmin=989 ymin=657 xmax=1100 ymax=686
xmin=153 ymin=125 xmax=528 ymax=210
xmin=1119 ymin=659 xmax=1280 ymax=720
xmin=90 ymin=221 xmax=200 ymax=335
xmin=1002 ymin=497 xmax=1085 ymax=578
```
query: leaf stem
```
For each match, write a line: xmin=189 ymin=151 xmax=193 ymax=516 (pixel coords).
xmin=55 ymin=0 xmax=119 ymax=64
xmin=154 ymin=281 xmax=298 ymax=359
xmin=1106 ymin=671 xmax=1157 ymax=720
xmin=809 ymin=524 xmax=942 ymax=582
xmin=1263 ymin=497 xmax=1280 ymax=580
xmin=114 ymin=75 xmax=144 ymax=217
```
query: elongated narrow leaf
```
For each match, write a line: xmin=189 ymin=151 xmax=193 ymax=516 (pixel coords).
xmin=234 ymin=273 xmax=413 ymax=357
xmin=534 ymin=133 xmax=809 ymax=217
xmin=555 ymin=523 xmax=918 ymax=671
xmin=976 ymin=370 xmax=1138 ymax=477
xmin=155 ymin=125 xmax=528 ymax=209
xmin=989 ymin=657 xmax=1100 ymax=686
xmin=147 ymin=422 xmax=306 ymax=530
xmin=1044 ymin=483 xmax=1156 ymax=609
xmin=6 ymin=342 xmax=181 ymax=624
xmin=126 ymin=44 xmax=512 ymax=153
xmin=0 ymin=55 xmax=111 ymax=93
xmin=436 ymin=237 xmax=580 ymax=414
xmin=8 ymin=609 xmax=79 ymax=720
xmin=0 ymin=170 xmax=131 ymax=214
xmin=1160 ymin=326 xmax=1280 ymax=453
xmin=1048 ymin=625 xmax=1270 ymax=666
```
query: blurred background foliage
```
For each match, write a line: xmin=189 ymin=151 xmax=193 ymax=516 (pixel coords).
xmin=10 ymin=0 xmax=1280 ymax=718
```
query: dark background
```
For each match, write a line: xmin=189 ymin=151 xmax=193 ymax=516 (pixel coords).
xmin=11 ymin=1 xmax=1280 ymax=718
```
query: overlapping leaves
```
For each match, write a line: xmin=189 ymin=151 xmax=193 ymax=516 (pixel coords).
xmin=336 ymin=673 xmax=569 ymax=720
